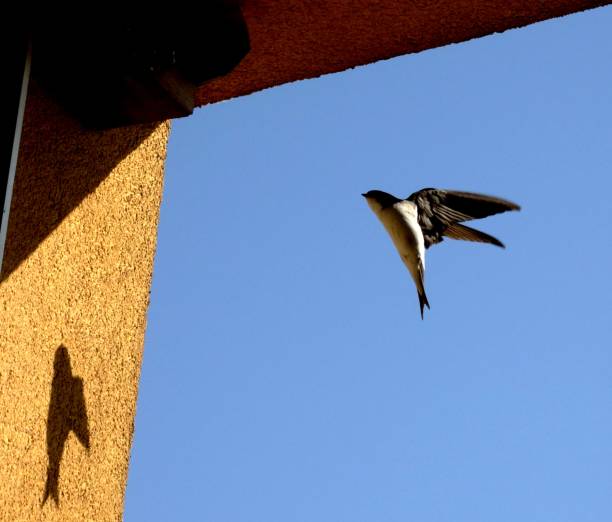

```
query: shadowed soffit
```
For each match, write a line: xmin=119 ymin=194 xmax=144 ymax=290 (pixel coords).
xmin=32 ymin=3 xmax=250 ymax=128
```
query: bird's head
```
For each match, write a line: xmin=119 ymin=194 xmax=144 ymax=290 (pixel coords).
xmin=361 ymin=190 xmax=400 ymax=212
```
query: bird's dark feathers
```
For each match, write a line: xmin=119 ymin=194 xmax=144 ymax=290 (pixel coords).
xmin=407 ymin=188 xmax=520 ymax=248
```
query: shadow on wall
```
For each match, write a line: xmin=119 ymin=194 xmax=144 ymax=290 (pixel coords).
xmin=42 ymin=345 xmax=90 ymax=507
xmin=0 ymin=79 xmax=160 ymax=282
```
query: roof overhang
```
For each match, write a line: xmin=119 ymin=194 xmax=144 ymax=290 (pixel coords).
xmin=196 ymin=0 xmax=610 ymax=106
xmin=30 ymin=1 xmax=610 ymax=128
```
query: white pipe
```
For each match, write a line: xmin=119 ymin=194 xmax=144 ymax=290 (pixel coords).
xmin=0 ymin=41 xmax=31 ymax=274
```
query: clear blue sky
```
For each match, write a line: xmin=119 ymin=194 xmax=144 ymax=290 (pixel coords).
xmin=125 ymin=7 xmax=612 ymax=521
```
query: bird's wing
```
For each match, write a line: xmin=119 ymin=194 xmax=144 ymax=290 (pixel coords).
xmin=407 ymin=188 xmax=520 ymax=248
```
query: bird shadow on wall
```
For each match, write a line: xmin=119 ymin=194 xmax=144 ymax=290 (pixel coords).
xmin=0 ymin=79 xmax=161 ymax=283
xmin=41 ymin=345 xmax=90 ymax=507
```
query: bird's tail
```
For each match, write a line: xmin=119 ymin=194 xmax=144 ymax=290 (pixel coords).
xmin=418 ymin=290 xmax=430 ymax=320
xmin=444 ymin=223 xmax=505 ymax=248
xmin=415 ymin=260 xmax=430 ymax=320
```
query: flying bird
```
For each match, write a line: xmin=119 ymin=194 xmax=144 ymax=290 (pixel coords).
xmin=362 ymin=188 xmax=520 ymax=318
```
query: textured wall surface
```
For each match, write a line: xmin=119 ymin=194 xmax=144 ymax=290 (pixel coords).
xmin=196 ymin=0 xmax=609 ymax=105
xmin=0 ymin=81 xmax=169 ymax=521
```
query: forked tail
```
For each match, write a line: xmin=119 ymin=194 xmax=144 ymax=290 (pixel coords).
xmin=418 ymin=290 xmax=430 ymax=320
xmin=416 ymin=260 xmax=430 ymax=320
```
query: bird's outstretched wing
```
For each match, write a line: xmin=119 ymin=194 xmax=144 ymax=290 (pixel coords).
xmin=407 ymin=188 xmax=520 ymax=248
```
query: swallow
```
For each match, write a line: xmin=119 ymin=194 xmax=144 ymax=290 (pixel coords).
xmin=362 ymin=188 xmax=520 ymax=318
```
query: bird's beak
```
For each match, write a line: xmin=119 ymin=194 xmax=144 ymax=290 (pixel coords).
xmin=361 ymin=193 xmax=367 ymax=198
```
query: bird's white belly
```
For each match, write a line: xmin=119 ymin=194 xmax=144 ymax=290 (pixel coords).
xmin=378 ymin=203 xmax=425 ymax=280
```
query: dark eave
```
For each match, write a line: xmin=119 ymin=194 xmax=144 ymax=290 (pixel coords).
xmin=32 ymin=3 xmax=249 ymax=129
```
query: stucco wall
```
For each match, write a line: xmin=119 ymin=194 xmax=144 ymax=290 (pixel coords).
xmin=0 ymin=81 xmax=169 ymax=521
